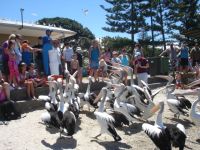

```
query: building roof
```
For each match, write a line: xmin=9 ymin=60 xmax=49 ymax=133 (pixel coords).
xmin=0 ymin=19 xmax=76 ymax=40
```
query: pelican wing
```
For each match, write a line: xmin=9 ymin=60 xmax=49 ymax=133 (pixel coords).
xmin=94 ymin=112 xmax=115 ymax=124
xmin=167 ymin=99 xmax=180 ymax=106
xmin=142 ymin=123 xmax=171 ymax=149
xmin=122 ymin=102 xmax=142 ymax=117
xmin=78 ymin=93 xmax=85 ymax=99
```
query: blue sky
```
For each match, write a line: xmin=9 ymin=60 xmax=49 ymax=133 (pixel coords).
xmin=0 ymin=0 xmax=129 ymax=39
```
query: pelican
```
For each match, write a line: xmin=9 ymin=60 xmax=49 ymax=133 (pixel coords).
xmin=94 ymin=87 xmax=129 ymax=128
xmin=39 ymin=76 xmax=58 ymax=112
xmin=41 ymin=108 xmax=76 ymax=138
xmin=175 ymin=87 xmax=200 ymax=138
xmin=79 ymin=76 xmax=97 ymax=111
xmin=155 ymin=75 xmax=192 ymax=118
xmin=142 ymin=101 xmax=186 ymax=150
xmin=113 ymin=84 xmax=143 ymax=122
xmin=94 ymin=87 xmax=122 ymax=141
xmin=190 ymin=88 xmax=200 ymax=125
xmin=41 ymin=78 xmax=77 ymax=138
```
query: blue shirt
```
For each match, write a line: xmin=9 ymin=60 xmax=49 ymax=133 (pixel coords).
xmin=90 ymin=47 xmax=100 ymax=62
xmin=42 ymin=35 xmax=52 ymax=45
xmin=180 ymin=47 xmax=189 ymax=59
xmin=120 ymin=55 xmax=129 ymax=66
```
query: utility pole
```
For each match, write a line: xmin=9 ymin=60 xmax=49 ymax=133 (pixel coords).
xmin=19 ymin=8 xmax=24 ymax=30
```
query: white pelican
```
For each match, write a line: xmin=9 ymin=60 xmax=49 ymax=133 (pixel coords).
xmin=155 ymin=75 xmax=192 ymax=118
xmin=113 ymin=84 xmax=142 ymax=122
xmin=79 ymin=76 xmax=97 ymax=111
xmin=94 ymin=87 xmax=129 ymax=128
xmin=41 ymin=78 xmax=77 ymax=138
xmin=175 ymin=87 xmax=200 ymax=138
xmin=41 ymin=108 xmax=76 ymax=138
xmin=142 ymin=101 xmax=186 ymax=150
xmin=38 ymin=76 xmax=58 ymax=112
xmin=94 ymin=87 xmax=122 ymax=141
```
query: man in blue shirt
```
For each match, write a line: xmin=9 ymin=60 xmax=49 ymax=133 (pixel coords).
xmin=42 ymin=29 xmax=53 ymax=75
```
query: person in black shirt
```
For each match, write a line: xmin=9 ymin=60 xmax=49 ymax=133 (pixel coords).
xmin=33 ymin=37 xmax=44 ymax=75
xmin=76 ymin=47 xmax=83 ymax=84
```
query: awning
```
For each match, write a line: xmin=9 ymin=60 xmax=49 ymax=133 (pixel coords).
xmin=0 ymin=19 xmax=76 ymax=40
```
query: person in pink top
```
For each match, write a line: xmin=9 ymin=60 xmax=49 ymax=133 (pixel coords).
xmin=7 ymin=41 xmax=19 ymax=88
xmin=103 ymin=48 xmax=112 ymax=63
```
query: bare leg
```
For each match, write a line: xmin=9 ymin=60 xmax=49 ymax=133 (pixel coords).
xmin=90 ymin=69 xmax=94 ymax=80
xmin=30 ymin=82 xmax=35 ymax=99
xmin=3 ymin=82 xmax=10 ymax=100
xmin=94 ymin=69 xmax=98 ymax=82
xmin=79 ymin=68 xmax=83 ymax=84
xmin=13 ymin=76 xmax=18 ymax=87
xmin=27 ymin=83 xmax=31 ymax=98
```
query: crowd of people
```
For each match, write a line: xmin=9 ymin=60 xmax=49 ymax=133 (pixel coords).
xmin=159 ymin=42 xmax=200 ymax=88
xmin=1 ymin=28 xmax=200 ymax=103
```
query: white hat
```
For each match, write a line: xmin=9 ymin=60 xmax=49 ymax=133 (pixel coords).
xmin=135 ymin=52 xmax=141 ymax=57
xmin=76 ymin=47 xmax=82 ymax=53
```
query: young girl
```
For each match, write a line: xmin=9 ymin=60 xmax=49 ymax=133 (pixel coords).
xmin=98 ymin=59 xmax=108 ymax=82
xmin=175 ymin=71 xmax=183 ymax=89
xmin=70 ymin=54 xmax=79 ymax=83
xmin=7 ymin=41 xmax=19 ymax=88
xmin=27 ymin=63 xmax=46 ymax=87
xmin=18 ymin=62 xmax=36 ymax=100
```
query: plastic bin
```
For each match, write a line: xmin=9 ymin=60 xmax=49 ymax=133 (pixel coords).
xmin=160 ymin=57 xmax=169 ymax=75
xmin=148 ymin=57 xmax=161 ymax=76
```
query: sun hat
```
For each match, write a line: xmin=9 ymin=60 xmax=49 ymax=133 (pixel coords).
xmin=8 ymin=34 xmax=16 ymax=40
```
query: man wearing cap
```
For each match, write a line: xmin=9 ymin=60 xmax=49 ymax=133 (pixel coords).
xmin=42 ymin=29 xmax=53 ymax=75
xmin=134 ymin=52 xmax=149 ymax=87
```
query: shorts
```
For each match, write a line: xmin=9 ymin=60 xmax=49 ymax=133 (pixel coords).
xmin=180 ymin=58 xmax=188 ymax=67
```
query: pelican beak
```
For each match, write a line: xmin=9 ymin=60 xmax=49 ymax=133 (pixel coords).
xmin=173 ymin=89 xmax=198 ymax=95
xmin=93 ymin=90 xmax=102 ymax=104
xmin=187 ymin=78 xmax=200 ymax=88
xmin=150 ymin=104 xmax=160 ymax=113
xmin=72 ymin=71 xmax=78 ymax=78
xmin=154 ymin=75 xmax=174 ymax=83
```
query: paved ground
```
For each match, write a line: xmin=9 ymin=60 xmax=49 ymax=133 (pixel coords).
xmin=0 ymin=87 xmax=200 ymax=150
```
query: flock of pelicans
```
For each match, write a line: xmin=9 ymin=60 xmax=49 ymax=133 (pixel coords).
xmin=38 ymin=64 xmax=200 ymax=150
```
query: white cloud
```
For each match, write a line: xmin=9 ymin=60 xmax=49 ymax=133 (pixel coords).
xmin=31 ymin=13 xmax=38 ymax=17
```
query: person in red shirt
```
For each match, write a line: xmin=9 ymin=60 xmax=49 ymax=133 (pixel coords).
xmin=134 ymin=52 xmax=149 ymax=87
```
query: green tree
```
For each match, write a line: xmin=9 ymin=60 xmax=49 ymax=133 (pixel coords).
xmin=101 ymin=36 xmax=132 ymax=52
xmin=165 ymin=0 xmax=200 ymax=42
xmin=101 ymin=0 xmax=146 ymax=51
xmin=38 ymin=17 xmax=95 ymax=42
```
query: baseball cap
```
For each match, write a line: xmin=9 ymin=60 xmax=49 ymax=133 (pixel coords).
xmin=135 ymin=52 xmax=141 ymax=57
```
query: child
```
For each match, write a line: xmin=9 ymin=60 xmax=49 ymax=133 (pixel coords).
xmin=18 ymin=62 xmax=36 ymax=100
xmin=27 ymin=63 xmax=46 ymax=87
xmin=70 ymin=53 xmax=79 ymax=83
xmin=175 ymin=71 xmax=183 ymax=89
xmin=98 ymin=59 xmax=108 ymax=82
xmin=7 ymin=41 xmax=19 ymax=88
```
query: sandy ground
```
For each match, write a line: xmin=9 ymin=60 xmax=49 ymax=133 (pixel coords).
xmin=0 ymin=89 xmax=200 ymax=150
